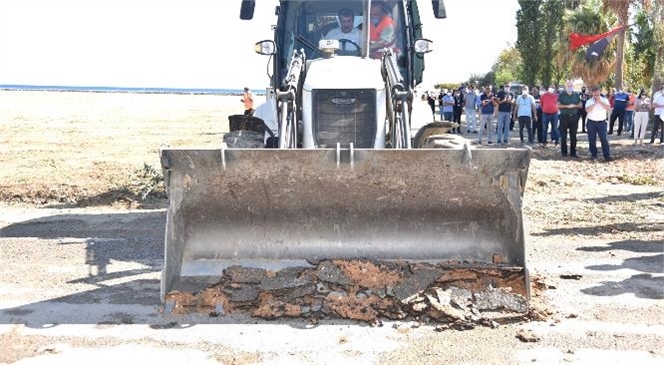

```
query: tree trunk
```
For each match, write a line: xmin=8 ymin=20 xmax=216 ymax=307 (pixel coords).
xmin=607 ymin=0 xmax=629 ymax=91
xmin=652 ymin=3 xmax=664 ymax=97
xmin=615 ymin=30 xmax=624 ymax=89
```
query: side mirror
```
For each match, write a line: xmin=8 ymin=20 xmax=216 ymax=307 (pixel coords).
xmin=240 ymin=0 xmax=255 ymax=20
xmin=414 ymin=39 xmax=434 ymax=54
xmin=255 ymin=40 xmax=276 ymax=55
xmin=432 ymin=0 xmax=447 ymax=19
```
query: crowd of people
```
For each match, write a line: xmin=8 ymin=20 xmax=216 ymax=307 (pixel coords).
xmin=423 ymin=83 xmax=664 ymax=161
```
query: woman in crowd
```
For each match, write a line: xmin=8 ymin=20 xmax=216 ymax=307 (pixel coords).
xmin=633 ymin=89 xmax=651 ymax=145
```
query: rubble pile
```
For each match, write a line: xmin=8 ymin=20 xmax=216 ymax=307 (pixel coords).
xmin=165 ymin=259 xmax=544 ymax=327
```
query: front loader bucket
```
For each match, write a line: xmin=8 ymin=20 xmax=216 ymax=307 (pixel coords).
xmin=159 ymin=147 xmax=531 ymax=300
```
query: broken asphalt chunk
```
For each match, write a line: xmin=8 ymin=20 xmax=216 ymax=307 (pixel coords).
xmin=259 ymin=267 xmax=313 ymax=290
xmin=316 ymin=260 xmax=353 ymax=285
xmin=393 ymin=264 xmax=442 ymax=301
xmin=473 ymin=288 xmax=529 ymax=313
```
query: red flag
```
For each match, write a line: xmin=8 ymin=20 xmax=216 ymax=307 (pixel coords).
xmin=569 ymin=25 xmax=626 ymax=51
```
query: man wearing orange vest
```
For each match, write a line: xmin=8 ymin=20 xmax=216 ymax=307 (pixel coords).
xmin=241 ymin=87 xmax=254 ymax=116
xmin=369 ymin=1 xmax=397 ymax=59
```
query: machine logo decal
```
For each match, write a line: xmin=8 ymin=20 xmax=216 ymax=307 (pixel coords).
xmin=331 ymin=97 xmax=356 ymax=105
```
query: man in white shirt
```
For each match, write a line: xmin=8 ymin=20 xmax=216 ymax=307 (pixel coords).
xmin=324 ymin=8 xmax=361 ymax=53
xmin=585 ymin=86 xmax=613 ymax=161
xmin=649 ymin=85 xmax=664 ymax=144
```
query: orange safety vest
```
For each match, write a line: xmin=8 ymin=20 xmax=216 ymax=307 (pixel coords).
xmin=369 ymin=16 xmax=398 ymax=58
xmin=242 ymin=91 xmax=254 ymax=110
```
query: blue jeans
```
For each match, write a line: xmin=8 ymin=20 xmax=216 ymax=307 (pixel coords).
xmin=465 ymin=108 xmax=477 ymax=132
xmin=496 ymin=112 xmax=511 ymax=144
xmin=443 ymin=111 xmax=453 ymax=121
xmin=587 ymin=119 xmax=610 ymax=159
xmin=624 ymin=110 xmax=634 ymax=132
xmin=541 ymin=112 xmax=559 ymax=144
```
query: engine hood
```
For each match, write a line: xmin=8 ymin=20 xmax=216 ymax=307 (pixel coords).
xmin=303 ymin=57 xmax=385 ymax=91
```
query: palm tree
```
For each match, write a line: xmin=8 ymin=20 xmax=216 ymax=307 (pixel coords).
xmin=559 ymin=0 xmax=617 ymax=86
xmin=602 ymin=0 xmax=632 ymax=89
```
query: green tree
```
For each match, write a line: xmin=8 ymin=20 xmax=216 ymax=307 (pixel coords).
xmin=492 ymin=46 xmax=523 ymax=86
xmin=479 ymin=72 xmax=496 ymax=88
xmin=623 ymin=43 xmax=648 ymax=91
xmin=515 ymin=0 xmax=543 ymax=85
xmin=464 ymin=72 xmax=496 ymax=89
xmin=467 ymin=73 xmax=484 ymax=86
xmin=541 ymin=0 xmax=565 ymax=85
xmin=630 ymin=6 xmax=657 ymax=86
xmin=649 ymin=0 xmax=664 ymax=96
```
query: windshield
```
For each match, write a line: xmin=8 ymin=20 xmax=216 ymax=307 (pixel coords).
xmin=275 ymin=0 xmax=406 ymax=84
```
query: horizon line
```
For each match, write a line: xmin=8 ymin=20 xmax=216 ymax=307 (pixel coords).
xmin=0 ymin=84 xmax=267 ymax=95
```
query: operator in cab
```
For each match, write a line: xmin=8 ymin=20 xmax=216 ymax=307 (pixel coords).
xmin=369 ymin=1 xmax=398 ymax=58
xmin=324 ymin=8 xmax=361 ymax=52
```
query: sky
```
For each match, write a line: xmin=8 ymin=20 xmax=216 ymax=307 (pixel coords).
xmin=0 ymin=0 xmax=519 ymax=90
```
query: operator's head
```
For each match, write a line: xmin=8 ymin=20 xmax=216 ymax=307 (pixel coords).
xmin=244 ymin=87 xmax=249 ymax=92
xmin=338 ymin=8 xmax=355 ymax=34
xmin=591 ymin=85 xmax=601 ymax=96
xmin=370 ymin=1 xmax=388 ymax=26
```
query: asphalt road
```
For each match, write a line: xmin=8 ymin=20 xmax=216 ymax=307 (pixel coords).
xmin=1 ymin=205 xmax=663 ymax=365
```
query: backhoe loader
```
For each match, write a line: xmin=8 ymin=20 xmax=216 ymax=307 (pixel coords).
xmin=159 ymin=0 xmax=532 ymax=317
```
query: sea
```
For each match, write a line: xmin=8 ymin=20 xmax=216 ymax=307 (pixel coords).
xmin=0 ymin=84 xmax=265 ymax=96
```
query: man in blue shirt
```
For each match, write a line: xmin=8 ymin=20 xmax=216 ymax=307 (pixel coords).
xmin=478 ymin=86 xmax=495 ymax=145
xmin=441 ymin=90 xmax=454 ymax=122
xmin=513 ymin=86 xmax=537 ymax=144
xmin=608 ymin=89 xmax=629 ymax=135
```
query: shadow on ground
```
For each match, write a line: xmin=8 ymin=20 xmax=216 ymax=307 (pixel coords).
xmin=578 ymin=239 xmax=664 ymax=300
xmin=0 ymin=210 xmax=167 ymax=326
xmin=0 ymin=210 xmax=356 ymax=329
xmin=577 ymin=239 xmax=664 ymax=254
xmin=531 ymin=222 xmax=664 ymax=237
xmin=585 ymin=191 xmax=664 ymax=205
xmin=0 ymin=209 xmax=166 ymax=266
xmin=581 ymin=273 xmax=664 ymax=300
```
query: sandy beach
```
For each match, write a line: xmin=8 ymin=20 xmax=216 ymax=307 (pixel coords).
xmin=0 ymin=90 xmax=246 ymax=206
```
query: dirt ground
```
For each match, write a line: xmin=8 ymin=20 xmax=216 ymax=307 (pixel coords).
xmin=1 ymin=90 xmax=663 ymax=364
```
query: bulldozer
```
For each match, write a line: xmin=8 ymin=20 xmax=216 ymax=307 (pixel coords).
xmin=159 ymin=0 xmax=532 ymax=313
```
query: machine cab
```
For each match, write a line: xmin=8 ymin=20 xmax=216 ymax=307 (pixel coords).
xmin=261 ymin=0 xmax=425 ymax=90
